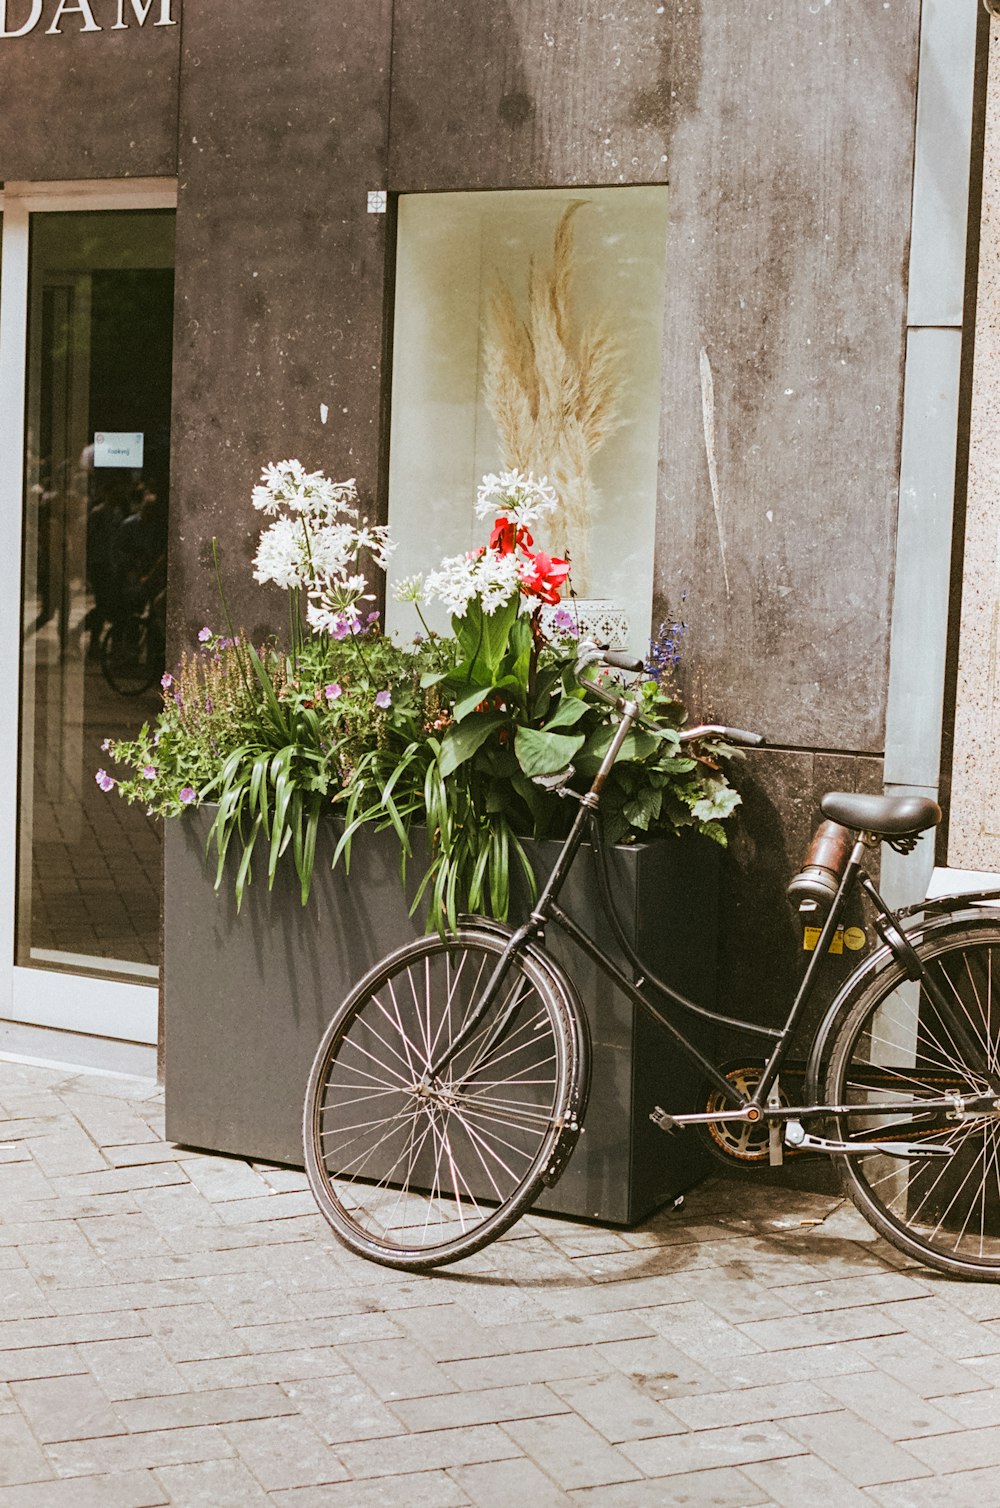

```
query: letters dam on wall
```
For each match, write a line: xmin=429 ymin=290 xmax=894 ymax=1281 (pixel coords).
xmin=0 ymin=0 xmax=174 ymax=37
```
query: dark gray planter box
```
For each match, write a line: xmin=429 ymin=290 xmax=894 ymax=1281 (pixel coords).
xmin=164 ymin=810 xmax=720 ymax=1225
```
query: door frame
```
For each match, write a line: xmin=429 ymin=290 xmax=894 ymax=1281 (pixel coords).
xmin=0 ymin=178 xmax=176 ymax=1049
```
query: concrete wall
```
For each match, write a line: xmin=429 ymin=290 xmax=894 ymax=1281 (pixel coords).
xmin=949 ymin=17 xmax=1000 ymax=874
xmin=0 ymin=0 xmax=933 ymax=1036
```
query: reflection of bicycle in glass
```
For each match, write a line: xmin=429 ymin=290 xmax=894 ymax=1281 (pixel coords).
xmin=303 ymin=649 xmax=1000 ymax=1281
xmin=100 ymin=593 xmax=164 ymax=697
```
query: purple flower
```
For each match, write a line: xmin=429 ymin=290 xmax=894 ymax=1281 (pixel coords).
xmin=161 ymin=672 xmax=173 ymax=689
xmin=197 ymin=626 xmax=212 ymax=643
xmin=324 ymin=683 xmax=342 ymax=702
xmin=179 ymin=786 xmax=196 ymax=804
xmin=552 ymin=607 xmax=577 ymax=635
xmin=101 ymin=738 xmax=112 ymax=752
xmin=95 ymin=769 xmax=115 ymax=793
xmin=142 ymin=765 xmax=157 ymax=780
xmin=374 ymin=689 xmax=392 ymax=710
xmin=366 ymin=610 xmax=380 ymax=625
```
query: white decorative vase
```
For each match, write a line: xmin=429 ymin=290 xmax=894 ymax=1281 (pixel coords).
xmin=540 ymin=597 xmax=631 ymax=650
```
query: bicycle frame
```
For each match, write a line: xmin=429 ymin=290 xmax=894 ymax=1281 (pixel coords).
xmin=429 ymin=693 xmax=1000 ymax=1132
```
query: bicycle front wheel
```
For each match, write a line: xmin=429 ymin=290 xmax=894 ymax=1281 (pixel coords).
xmin=826 ymin=920 xmax=1000 ymax=1279
xmin=303 ymin=927 xmax=585 ymax=1270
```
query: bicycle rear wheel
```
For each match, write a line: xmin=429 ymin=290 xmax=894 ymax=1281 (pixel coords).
xmin=303 ymin=926 xmax=586 ymax=1270
xmin=825 ymin=919 xmax=1000 ymax=1279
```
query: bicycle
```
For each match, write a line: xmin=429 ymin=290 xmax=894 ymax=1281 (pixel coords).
xmin=303 ymin=649 xmax=1000 ymax=1280
xmin=99 ymin=594 xmax=165 ymax=698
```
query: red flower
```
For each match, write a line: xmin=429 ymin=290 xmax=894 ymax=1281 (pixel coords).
xmin=519 ymin=550 xmax=571 ymax=605
xmin=489 ymin=516 xmax=533 ymax=555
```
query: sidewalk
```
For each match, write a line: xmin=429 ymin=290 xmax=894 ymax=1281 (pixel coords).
xmin=4 ymin=1056 xmax=1000 ymax=1507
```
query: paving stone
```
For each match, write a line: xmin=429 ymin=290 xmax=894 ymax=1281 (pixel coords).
xmin=0 ymin=1271 xmax=52 ymax=1323
xmin=868 ymin=1464 xmax=1000 ymax=1507
xmin=881 ymin=1296 xmax=1000 ymax=1359
xmin=935 ymin=1386 xmax=1000 ymax=1428
xmin=665 ymin=1378 xmax=838 ymax=1432
xmin=442 ymin=1345 xmax=608 ymax=1391
xmin=337 ymin=1423 xmax=522 ymax=1479
xmin=24 ymin=1123 xmax=108 ymax=1178
xmin=143 ymin=1301 xmax=249 ymax=1363
xmin=450 ymin=1455 xmax=573 ymax=1506
xmin=737 ymin=1304 xmax=908 ymax=1351
xmin=0 ymin=1470 xmax=167 ymax=1507
xmin=149 ymin=1457 xmax=271 ymax=1505
xmin=220 ymin=1414 xmax=350 ymax=1488
xmin=194 ymin=1269 xmax=305 ymax=1326
xmin=773 ymin=1270 xmax=930 ymax=1312
xmin=76 ymin=1338 xmax=187 ymax=1401
xmin=853 ymin=1332 xmax=993 ymax=1398
xmin=549 ymin=1373 xmax=685 ymax=1443
xmin=176 ymin=1347 xmax=352 ymax=1389
xmin=780 ymin=1409 xmax=930 ymax=1486
xmin=619 ymin=1419 xmax=806 ymax=1477
xmin=0 ymin=1311 xmax=148 ymax=1350
xmin=391 ymin=1382 xmax=569 ymax=1434
xmin=591 ymin=1335 xmax=724 ymax=1399
xmin=214 ymin=1191 xmax=320 ymax=1224
xmin=635 ymin=1299 xmax=764 ymax=1360
xmin=568 ymin=1466 xmax=770 ymax=1505
xmin=10 ymin=1373 xmax=126 ymax=1443
xmin=281 ymin=1371 xmax=406 ymax=1443
xmin=115 ymin=1382 xmax=297 ymax=1433
xmin=0 ymin=1346 xmax=87 ymax=1383
xmin=269 ymin=1470 xmax=471 ymax=1506
xmin=902 ymin=1424 xmax=1000 ymax=1474
xmin=667 ymin=1265 xmax=798 ymax=1323
xmin=818 ymin=1370 xmax=958 ymax=1439
xmin=180 ymin=1156 xmax=273 ymax=1203
xmin=501 ymin=1413 xmax=642 ymax=1489
xmin=46 ymin=1423 xmax=235 ymax=1476
xmin=0 ymin=1414 xmax=54 ymax=1488
xmin=742 ymin=1452 xmax=872 ymax=1505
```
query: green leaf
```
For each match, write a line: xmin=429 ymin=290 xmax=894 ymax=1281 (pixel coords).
xmin=542 ymin=696 xmax=588 ymax=731
xmin=438 ymin=713 xmax=506 ymax=778
xmin=453 ymin=684 xmax=496 ymax=722
xmin=514 ymin=726 xmax=586 ymax=778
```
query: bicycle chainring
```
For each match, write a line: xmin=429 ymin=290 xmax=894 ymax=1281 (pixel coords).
xmin=703 ymin=1065 xmax=790 ymax=1165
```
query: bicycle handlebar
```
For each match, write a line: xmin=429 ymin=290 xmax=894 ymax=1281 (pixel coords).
xmin=576 ymin=648 xmax=766 ymax=749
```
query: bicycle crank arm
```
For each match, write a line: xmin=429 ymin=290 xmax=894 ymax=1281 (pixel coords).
xmin=784 ymin=1120 xmax=954 ymax=1160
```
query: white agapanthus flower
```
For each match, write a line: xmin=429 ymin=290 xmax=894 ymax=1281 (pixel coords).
xmin=250 ymin=460 xmax=394 ymax=639
xmin=393 ymin=573 xmax=425 ymax=604
xmin=474 ymin=470 xmax=559 ymax=529
xmin=424 ymin=548 xmax=523 ymax=617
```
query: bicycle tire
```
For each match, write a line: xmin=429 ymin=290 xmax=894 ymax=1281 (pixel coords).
xmin=303 ymin=925 xmax=586 ymax=1271
xmin=100 ymin=616 xmax=158 ymax=696
xmin=825 ymin=917 xmax=1000 ymax=1279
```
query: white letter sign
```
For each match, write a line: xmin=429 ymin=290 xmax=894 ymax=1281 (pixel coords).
xmin=0 ymin=0 xmax=42 ymax=36
xmin=113 ymin=0 xmax=175 ymax=27
xmin=46 ymin=0 xmax=101 ymax=32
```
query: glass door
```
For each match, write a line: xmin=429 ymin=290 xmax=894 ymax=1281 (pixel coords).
xmin=0 ymin=185 xmax=176 ymax=1049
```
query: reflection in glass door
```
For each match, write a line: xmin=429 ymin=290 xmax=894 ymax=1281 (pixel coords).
xmin=16 ymin=211 xmax=175 ymax=983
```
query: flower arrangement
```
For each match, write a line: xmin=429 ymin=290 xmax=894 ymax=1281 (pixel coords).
xmin=100 ymin=464 xmax=740 ymax=933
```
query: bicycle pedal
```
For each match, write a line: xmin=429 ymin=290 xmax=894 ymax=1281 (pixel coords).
xmin=649 ymin=1105 xmax=677 ymax=1132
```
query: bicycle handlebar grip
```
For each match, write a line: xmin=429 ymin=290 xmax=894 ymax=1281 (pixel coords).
xmin=601 ymin=650 xmax=645 ymax=674
xmin=718 ymin=727 xmax=766 ymax=747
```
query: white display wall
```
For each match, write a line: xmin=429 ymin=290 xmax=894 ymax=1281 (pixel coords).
xmin=385 ymin=186 xmax=668 ymax=659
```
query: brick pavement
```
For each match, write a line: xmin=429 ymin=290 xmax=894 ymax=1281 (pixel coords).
xmin=3 ymin=1054 xmax=1000 ymax=1506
